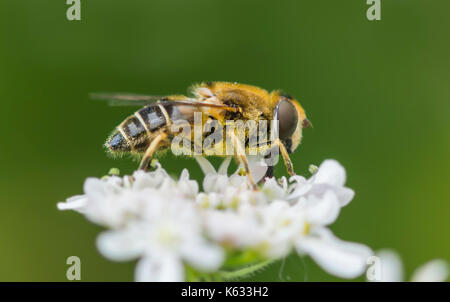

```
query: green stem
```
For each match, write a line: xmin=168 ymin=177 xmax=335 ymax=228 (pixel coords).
xmin=185 ymin=257 xmax=278 ymax=282
xmin=215 ymin=259 xmax=275 ymax=281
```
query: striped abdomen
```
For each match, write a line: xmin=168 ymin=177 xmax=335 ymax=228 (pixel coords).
xmin=106 ymin=102 xmax=196 ymax=153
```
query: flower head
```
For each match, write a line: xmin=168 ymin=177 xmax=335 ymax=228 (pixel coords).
xmin=58 ymin=158 xmax=373 ymax=281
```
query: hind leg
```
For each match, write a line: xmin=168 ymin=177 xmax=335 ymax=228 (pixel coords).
xmin=139 ymin=132 xmax=167 ymax=171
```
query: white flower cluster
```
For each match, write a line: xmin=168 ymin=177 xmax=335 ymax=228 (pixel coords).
xmin=58 ymin=157 xmax=373 ymax=281
xmin=370 ymin=250 xmax=448 ymax=282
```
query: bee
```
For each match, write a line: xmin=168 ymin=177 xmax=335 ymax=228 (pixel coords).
xmin=93 ymin=82 xmax=310 ymax=189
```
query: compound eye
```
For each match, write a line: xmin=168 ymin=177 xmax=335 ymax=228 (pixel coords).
xmin=275 ymin=100 xmax=298 ymax=140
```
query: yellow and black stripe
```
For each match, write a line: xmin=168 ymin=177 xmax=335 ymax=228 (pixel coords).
xmin=106 ymin=104 xmax=168 ymax=153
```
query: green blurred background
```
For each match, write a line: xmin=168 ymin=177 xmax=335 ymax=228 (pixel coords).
xmin=0 ymin=0 xmax=448 ymax=281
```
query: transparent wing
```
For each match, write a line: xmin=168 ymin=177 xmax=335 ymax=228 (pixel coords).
xmin=90 ymin=92 xmax=167 ymax=106
xmin=91 ymin=92 xmax=238 ymax=111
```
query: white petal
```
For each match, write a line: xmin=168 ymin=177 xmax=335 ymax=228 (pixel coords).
xmin=133 ymin=166 xmax=168 ymax=189
xmin=289 ymin=175 xmax=307 ymax=185
xmin=194 ymin=156 xmax=216 ymax=175
xmin=96 ymin=230 xmax=144 ymax=261
xmin=218 ymin=156 xmax=232 ymax=175
xmin=231 ymin=156 xmax=268 ymax=184
xmin=298 ymin=183 xmax=354 ymax=207
xmin=57 ymin=195 xmax=88 ymax=211
xmin=84 ymin=177 xmax=125 ymax=202
xmin=373 ymin=249 xmax=404 ymax=282
xmin=135 ymin=254 xmax=185 ymax=282
xmin=287 ymin=183 xmax=312 ymax=201
xmin=296 ymin=228 xmax=373 ymax=279
xmin=303 ymin=191 xmax=341 ymax=226
xmin=181 ymin=241 xmax=224 ymax=271
xmin=179 ymin=169 xmax=190 ymax=181
xmin=177 ymin=172 xmax=199 ymax=198
xmin=262 ymin=178 xmax=287 ymax=200
xmin=247 ymin=155 xmax=268 ymax=183
xmin=203 ymin=174 xmax=229 ymax=193
xmin=204 ymin=210 xmax=263 ymax=247
xmin=411 ymin=259 xmax=448 ymax=282
xmin=84 ymin=178 xmax=109 ymax=202
xmin=314 ymin=160 xmax=347 ymax=186
xmin=333 ymin=187 xmax=354 ymax=207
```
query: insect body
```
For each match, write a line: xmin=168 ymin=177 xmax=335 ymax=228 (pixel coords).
xmin=94 ymin=82 xmax=310 ymax=189
xmin=108 ymin=101 xmax=193 ymax=154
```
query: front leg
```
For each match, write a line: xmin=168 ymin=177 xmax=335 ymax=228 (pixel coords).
xmin=226 ymin=130 xmax=257 ymax=190
xmin=276 ymin=139 xmax=295 ymax=176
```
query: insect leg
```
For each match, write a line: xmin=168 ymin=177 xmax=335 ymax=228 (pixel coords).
xmin=226 ymin=130 xmax=257 ymax=190
xmin=139 ymin=132 xmax=168 ymax=171
xmin=276 ymin=139 xmax=295 ymax=176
